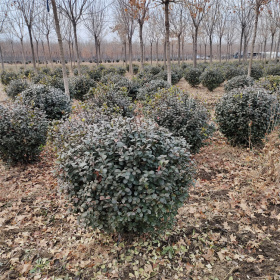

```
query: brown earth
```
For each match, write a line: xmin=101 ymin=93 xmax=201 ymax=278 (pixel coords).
xmin=0 ymin=75 xmax=280 ymax=280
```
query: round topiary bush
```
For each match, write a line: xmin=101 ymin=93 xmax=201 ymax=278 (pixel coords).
xmin=223 ymin=66 xmax=245 ymax=81
xmin=16 ymin=84 xmax=71 ymax=120
xmin=148 ymin=87 xmax=214 ymax=153
xmin=55 ymin=117 xmax=195 ymax=234
xmin=265 ymin=64 xmax=280 ymax=76
xmin=0 ymin=104 xmax=48 ymax=164
xmin=250 ymin=65 xmax=263 ymax=80
xmin=215 ymin=87 xmax=279 ymax=146
xmin=224 ymin=75 xmax=254 ymax=92
xmin=184 ymin=68 xmax=202 ymax=87
xmin=87 ymin=83 xmax=135 ymax=117
xmin=155 ymin=70 xmax=181 ymax=85
xmin=5 ymin=79 xmax=29 ymax=100
xmin=70 ymin=75 xmax=96 ymax=100
xmin=136 ymin=79 xmax=170 ymax=100
xmin=200 ymin=69 xmax=224 ymax=91
xmin=1 ymin=71 xmax=19 ymax=85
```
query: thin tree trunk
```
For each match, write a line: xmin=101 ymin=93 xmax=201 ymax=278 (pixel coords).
xmin=150 ymin=42 xmax=153 ymax=65
xmin=128 ymin=37 xmax=133 ymax=76
xmin=164 ymin=1 xmax=171 ymax=84
xmin=68 ymin=41 xmax=73 ymax=73
xmin=35 ymin=39 xmax=39 ymax=67
xmin=275 ymin=34 xmax=280 ymax=63
xmin=270 ymin=33 xmax=275 ymax=60
xmin=46 ymin=34 xmax=53 ymax=68
xmin=263 ymin=38 xmax=267 ymax=61
xmin=209 ymin=35 xmax=213 ymax=64
xmin=178 ymin=34 xmax=181 ymax=65
xmin=51 ymin=0 xmax=69 ymax=96
xmin=27 ymin=25 xmax=37 ymax=72
xmin=248 ymin=4 xmax=260 ymax=77
xmin=219 ymin=36 xmax=222 ymax=62
xmin=204 ymin=44 xmax=206 ymax=63
xmin=41 ymin=41 xmax=47 ymax=66
xmin=0 ymin=44 xmax=4 ymax=71
xmin=94 ymin=35 xmax=99 ymax=66
xmin=156 ymin=39 xmax=159 ymax=64
xmin=73 ymin=22 xmax=81 ymax=75
xmin=139 ymin=23 xmax=144 ymax=70
xmin=239 ymin=28 xmax=244 ymax=63
xmin=11 ymin=41 xmax=18 ymax=71
xmin=164 ymin=40 xmax=167 ymax=69
xmin=193 ymin=27 xmax=198 ymax=67
xmin=182 ymin=36 xmax=184 ymax=63
xmin=20 ymin=38 xmax=26 ymax=69
xmin=124 ymin=41 xmax=127 ymax=66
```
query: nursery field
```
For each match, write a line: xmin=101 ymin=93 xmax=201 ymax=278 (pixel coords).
xmin=0 ymin=63 xmax=280 ymax=280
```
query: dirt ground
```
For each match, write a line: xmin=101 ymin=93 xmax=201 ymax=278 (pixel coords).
xmin=0 ymin=76 xmax=280 ymax=280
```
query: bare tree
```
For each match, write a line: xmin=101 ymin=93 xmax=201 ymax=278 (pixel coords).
xmin=84 ymin=0 xmax=107 ymax=66
xmin=59 ymin=0 xmax=89 ymax=75
xmin=215 ymin=0 xmax=228 ymax=62
xmin=129 ymin=0 xmax=151 ymax=70
xmin=7 ymin=8 xmax=27 ymax=68
xmin=115 ymin=0 xmax=136 ymax=75
xmin=170 ymin=2 xmax=187 ymax=65
xmin=202 ymin=0 xmax=219 ymax=63
xmin=15 ymin=0 xmax=38 ymax=72
xmin=51 ymin=0 xmax=70 ymax=96
xmin=185 ymin=0 xmax=211 ymax=67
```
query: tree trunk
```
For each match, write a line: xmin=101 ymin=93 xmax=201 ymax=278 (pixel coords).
xmin=164 ymin=1 xmax=171 ymax=85
xmin=275 ymin=34 xmax=280 ymax=63
xmin=128 ymin=37 xmax=133 ymax=76
xmin=263 ymin=38 xmax=267 ymax=61
xmin=0 ymin=44 xmax=4 ymax=71
xmin=11 ymin=41 xmax=17 ymax=71
xmin=51 ymin=0 xmax=69 ymax=96
xmin=139 ymin=22 xmax=144 ymax=70
xmin=219 ymin=36 xmax=222 ymax=62
xmin=68 ymin=41 xmax=73 ymax=73
xmin=248 ymin=4 xmax=260 ymax=77
xmin=46 ymin=34 xmax=53 ymax=68
xmin=193 ymin=26 xmax=198 ymax=67
xmin=209 ymin=35 xmax=213 ymax=64
xmin=27 ymin=25 xmax=37 ymax=72
xmin=73 ymin=22 xmax=81 ymax=75
xmin=182 ymin=36 xmax=184 ymax=63
xmin=94 ymin=35 xmax=99 ymax=66
xmin=270 ymin=33 xmax=275 ymax=60
xmin=156 ymin=39 xmax=159 ymax=64
xmin=178 ymin=34 xmax=181 ymax=65
xmin=35 ymin=39 xmax=39 ymax=67
xmin=239 ymin=28 xmax=244 ymax=63
xmin=150 ymin=42 xmax=153 ymax=65
xmin=204 ymin=44 xmax=206 ymax=63
xmin=41 ymin=41 xmax=47 ymax=66
xmin=20 ymin=38 xmax=26 ymax=69
xmin=164 ymin=40 xmax=167 ymax=69
xmin=124 ymin=41 xmax=127 ymax=66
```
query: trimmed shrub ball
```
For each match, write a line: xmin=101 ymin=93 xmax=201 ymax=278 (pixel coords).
xmin=6 ymin=79 xmax=29 ymax=100
xmin=184 ymin=68 xmax=202 ymax=87
xmin=0 ymin=104 xmax=48 ymax=164
xmin=200 ymin=69 xmax=224 ymax=91
xmin=148 ymin=87 xmax=215 ymax=153
xmin=215 ymin=86 xmax=279 ymax=146
xmin=224 ymin=75 xmax=254 ymax=92
xmin=16 ymin=84 xmax=71 ymax=120
xmin=55 ymin=117 xmax=195 ymax=234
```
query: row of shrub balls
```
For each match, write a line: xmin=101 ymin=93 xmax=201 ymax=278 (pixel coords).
xmin=0 ymin=62 xmax=279 ymax=234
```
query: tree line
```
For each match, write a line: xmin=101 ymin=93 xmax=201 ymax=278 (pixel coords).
xmin=0 ymin=0 xmax=279 ymax=83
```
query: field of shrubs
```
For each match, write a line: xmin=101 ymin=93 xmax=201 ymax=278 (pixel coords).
xmin=1 ymin=61 xmax=280 ymax=279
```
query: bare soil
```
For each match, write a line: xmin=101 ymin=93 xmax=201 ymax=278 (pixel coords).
xmin=1 ymin=77 xmax=280 ymax=280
